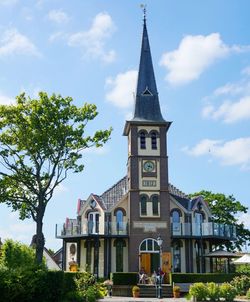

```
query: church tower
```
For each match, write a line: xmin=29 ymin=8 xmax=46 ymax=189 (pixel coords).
xmin=123 ymin=14 xmax=172 ymax=273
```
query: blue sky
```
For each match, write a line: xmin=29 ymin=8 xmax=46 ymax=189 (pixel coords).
xmin=0 ymin=0 xmax=250 ymax=251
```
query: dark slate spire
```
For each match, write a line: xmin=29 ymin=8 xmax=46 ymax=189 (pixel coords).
xmin=132 ymin=13 xmax=165 ymax=122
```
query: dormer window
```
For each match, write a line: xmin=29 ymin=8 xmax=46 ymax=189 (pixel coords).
xmin=140 ymin=131 xmax=146 ymax=149
xmin=151 ymin=132 xmax=157 ymax=149
xmin=142 ymin=87 xmax=153 ymax=96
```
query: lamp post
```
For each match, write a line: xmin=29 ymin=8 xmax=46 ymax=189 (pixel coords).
xmin=156 ymin=235 xmax=163 ymax=299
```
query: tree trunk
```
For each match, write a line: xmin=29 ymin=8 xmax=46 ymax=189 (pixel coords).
xmin=35 ymin=207 xmax=45 ymax=264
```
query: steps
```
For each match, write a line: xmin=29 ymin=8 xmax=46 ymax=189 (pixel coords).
xmin=138 ymin=284 xmax=173 ymax=298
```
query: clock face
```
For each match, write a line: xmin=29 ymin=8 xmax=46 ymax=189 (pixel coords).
xmin=143 ymin=160 xmax=155 ymax=172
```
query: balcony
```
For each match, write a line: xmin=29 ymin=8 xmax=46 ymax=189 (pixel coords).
xmin=171 ymin=222 xmax=237 ymax=240
xmin=56 ymin=221 xmax=128 ymax=238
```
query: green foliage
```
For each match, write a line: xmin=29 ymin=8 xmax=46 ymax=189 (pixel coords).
xmin=246 ymin=288 xmax=250 ymax=299
xmin=230 ymin=274 xmax=250 ymax=295
xmin=235 ymin=264 xmax=250 ymax=274
xmin=189 ymin=282 xmax=208 ymax=301
xmin=206 ymin=282 xmax=220 ymax=301
xmin=190 ymin=190 xmax=250 ymax=250
xmin=74 ymin=271 xmax=105 ymax=302
xmin=190 ymin=282 xmax=238 ymax=302
xmin=113 ymin=272 xmax=138 ymax=285
xmin=0 ymin=239 xmax=46 ymax=271
xmin=172 ymin=273 xmax=238 ymax=283
xmin=0 ymin=92 xmax=112 ymax=264
xmin=219 ymin=283 xmax=237 ymax=302
xmin=0 ymin=269 xmax=64 ymax=302
xmin=0 ymin=268 xmax=104 ymax=302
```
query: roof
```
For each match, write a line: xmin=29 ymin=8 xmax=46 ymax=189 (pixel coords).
xmin=101 ymin=176 xmax=128 ymax=209
xmin=234 ymin=254 xmax=250 ymax=264
xmin=205 ymin=250 xmax=239 ymax=258
xmin=100 ymin=176 xmax=191 ymax=210
xmin=131 ymin=16 xmax=166 ymax=123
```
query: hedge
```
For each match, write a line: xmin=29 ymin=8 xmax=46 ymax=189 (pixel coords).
xmin=112 ymin=272 xmax=138 ymax=285
xmin=0 ymin=270 xmax=83 ymax=302
xmin=172 ymin=273 xmax=240 ymax=283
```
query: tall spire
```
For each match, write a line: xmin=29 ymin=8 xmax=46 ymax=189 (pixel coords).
xmin=132 ymin=10 xmax=165 ymax=122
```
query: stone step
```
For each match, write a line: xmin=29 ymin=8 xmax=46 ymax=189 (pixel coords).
xmin=138 ymin=285 xmax=173 ymax=298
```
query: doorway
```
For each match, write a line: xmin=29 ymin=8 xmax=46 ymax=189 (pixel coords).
xmin=139 ymin=238 xmax=160 ymax=275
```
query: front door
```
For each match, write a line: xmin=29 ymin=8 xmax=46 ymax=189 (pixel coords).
xmin=140 ymin=253 xmax=160 ymax=275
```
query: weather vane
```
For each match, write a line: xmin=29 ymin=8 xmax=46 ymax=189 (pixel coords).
xmin=140 ymin=4 xmax=147 ymax=22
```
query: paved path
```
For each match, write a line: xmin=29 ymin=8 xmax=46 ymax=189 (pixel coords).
xmin=98 ymin=297 xmax=187 ymax=302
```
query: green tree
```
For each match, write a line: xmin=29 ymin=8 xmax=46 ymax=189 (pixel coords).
xmin=0 ymin=239 xmax=45 ymax=270
xmin=190 ymin=190 xmax=250 ymax=250
xmin=0 ymin=92 xmax=111 ymax=264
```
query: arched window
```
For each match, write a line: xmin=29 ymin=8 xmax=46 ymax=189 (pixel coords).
xmin=114 ymin=239 xmax=126 ymax=272
xmin=87 ymin=212 xmax=99 ymax=234
xmin=151 ymin=132 xmax=157 ymax=150
xmin=140 ymin=195 xmax=147 ymax=216
xmin=172 ymin=210 xmax=180 ymax=223
xmin=194 ymin=212 xmax=203 ymax=236
xmin=171 ymin=209 xmax=181 ymax=235
xmin=172 ymin=240 xmax=182 ymax=272
xmin=195 ymin=241 xmax=206 ymax=273
xmin=140 ymin=131 xmax=146 ymax=149
xmin=151 ymin=195 xmax=159 ymax=216
xmin=116 ymin=209 xmax=124 ymax=234
xmin=85 ymin=240 xmax=92 ymax=272
xmin=140 ymin=238 xmax=160 ymax=253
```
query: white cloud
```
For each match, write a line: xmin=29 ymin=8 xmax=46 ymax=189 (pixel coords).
xmin=214 ymin=82 xmax=249 ymax=96
xmin=242 ymin=66 xmax=250 ymax=76
xmin=238 ymin=212 xmax=250 ymax=229
xmin=0 ymin=212 xmax=35 ymax=244
xmin=184 ymin=137 xmax=250 ymax=169
xmin=0 ymin=28 xmax=41 ymax=57
xmin=0 ymin=0 xmax=18 ymax=6
xmin=160 ymin=33 xmax=248 ymax=85
xmin=49 ymin=31 xmax=67 ymax=42
xmin=202 ymin=96 xmax=250 ymax=123
xmin=105 ymin=69 xmax=137 ymax=109
xmin=202 ymin=71 xmax=250 ymax=123
xmin=0 ymin=92 xmax=15 ymax=105
xmin=47 ymin=9 xmax=69 ymax=24
xmin=67 ymin=12 xmax=116 ymax=63
xmin=54 ymin=184 xmax=69 ymax=197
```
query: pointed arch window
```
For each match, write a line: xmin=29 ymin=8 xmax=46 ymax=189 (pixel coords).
xmin=151 ymin=195 xmax=159 ymax=216
xmin=114 ymin=239 xmax=126 ymax=272
xmin=151 ymin=132 xmax=157 ymax=150
xmin=140 ymin=131 xmax=146 ymax=149
xmin=172 ymin=240 xmax=182 ymax=272
xmin=115 ymin=208 xmax=126 ymax=234
xmin=171 ymin=209 xmax=182 ymax=235
xmin=140 ymin=195 xmax=148 ymax=216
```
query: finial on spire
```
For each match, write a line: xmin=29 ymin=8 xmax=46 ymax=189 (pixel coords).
xmin=140 ymin=4 xmax=147 ymax=24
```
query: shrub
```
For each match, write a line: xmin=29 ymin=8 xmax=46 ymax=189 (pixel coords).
xmin=206 ymin=282 xmax=220 ymax=301
xmin=113 ymin=272 xmax=138 ymax=285
xmin=246 ymin=288 xmax=250 ymax=300
xmin=74 ymin=271 xmax=105 ymax=301
xmin=172 ymin=273 xmax=238 ymax=283
xmin=0 ymin=239 xmax=46 ymax=271
xmin=231 ymin=274 xmax=250 ymax=295
xmin=189 ymin=282 xmax=208 ymax=301
xmin=220 ymin=283 xmax=237 ymax=302
xmin=235 ymin=264 xmax=250 ymax=274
